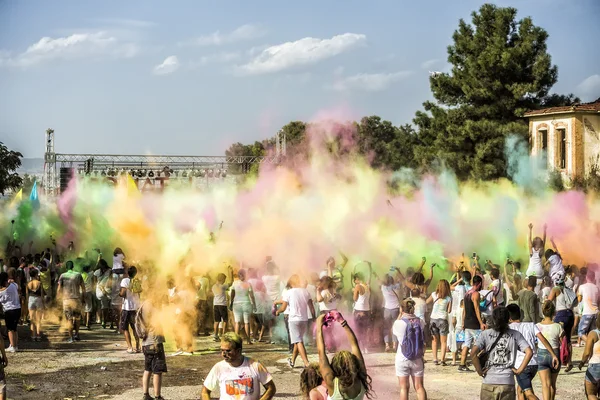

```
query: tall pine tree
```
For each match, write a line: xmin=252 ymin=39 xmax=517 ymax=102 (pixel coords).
xmin=414 ymin=4 xmax=578 ymax=181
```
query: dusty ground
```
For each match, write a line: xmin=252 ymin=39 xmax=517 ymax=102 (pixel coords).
xmin=5 ymin=324 xmax=589 ymax=399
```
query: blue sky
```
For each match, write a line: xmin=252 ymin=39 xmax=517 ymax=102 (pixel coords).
xmin=1 ymin=0 xmax=599 ymax=158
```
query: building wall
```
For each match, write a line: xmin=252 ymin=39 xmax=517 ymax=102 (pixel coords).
xmin=529 ymin=114 xmax=574 ymax=176
xmin=583 ymin=114 xmax=600 ymax=174
xmin=529 ymin=113 xmax=600 ymax=179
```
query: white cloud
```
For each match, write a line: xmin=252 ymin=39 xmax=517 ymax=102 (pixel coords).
xmin=577 ymin=74 xmax=600 ymax=101
xmin=153 ymin=55 xmax=180 ymax=75
xmin=185 ymin=24 xmax=265 ymax=46
xmin=1 ymin=32 xmax=138 ymax=67
xmin=237 ymin=33 xmax=366 ymax=75
xmin=421 ymin=59 xmax=440 ymax=69
xmin=331 ymin=71 xmax=413 ymax=92
xmin=190 ymin=51 xmax=241 ymax=68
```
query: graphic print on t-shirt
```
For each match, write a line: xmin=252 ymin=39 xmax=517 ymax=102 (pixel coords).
xmin=225 ymin=373 xmax=255 ymax=396
xmin=489 ymin=335 xmax=511 ymax=367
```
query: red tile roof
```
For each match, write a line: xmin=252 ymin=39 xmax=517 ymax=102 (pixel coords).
xmin=525 ymin=99 xmax=600 ymax=117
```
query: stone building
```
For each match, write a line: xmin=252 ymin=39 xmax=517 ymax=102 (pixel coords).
xmin=525 ymin=98 xmax=600 ymax=180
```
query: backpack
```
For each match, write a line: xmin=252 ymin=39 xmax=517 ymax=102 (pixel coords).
xmin=130 ymin=277 xmax=143 ymax=294
xmin=562 ymin=286 xmax=578 ymax=309
xmin=134 ymin=304 xmax=148 ymax=340
xmin=479 ymin=291 xmax=494 ymax=313
xmin=401 ymin=317 xmax=424 ymax=360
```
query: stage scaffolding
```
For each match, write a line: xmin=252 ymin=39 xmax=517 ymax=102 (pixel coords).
xmin=42 ymin=128 xmax=286 ymax=195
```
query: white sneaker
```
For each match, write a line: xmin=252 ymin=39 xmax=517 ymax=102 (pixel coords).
xmin=7 ymin=345 xmax=16 ymax=353
xmin=172 ymin=350 xmax=183 ymax=356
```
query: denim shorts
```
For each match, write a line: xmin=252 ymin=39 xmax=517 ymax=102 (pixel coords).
xmin=516 ymin=365 xmax=538 ymax=391
xmin=462 ymin=329 xmax=481 ymax=348
xmin=579 ymin=314 xmax=598 ymax=337
xmin=430 ymin=318 xmax=449 ymax=336
xmin=586 ymin=363 xmax=600 ymax=385
xmin=537 ymin=348 xmax=560 ymax=372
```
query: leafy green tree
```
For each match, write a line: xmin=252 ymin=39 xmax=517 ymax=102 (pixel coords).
xmin=414 ymin=4 xmax=579 ymax=181
xmin=0 ymin=142 xmax=23 ymax=195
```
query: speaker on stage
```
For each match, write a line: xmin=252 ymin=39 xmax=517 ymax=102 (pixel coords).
xmin=59 ymin=167 xmax=74 ymax=193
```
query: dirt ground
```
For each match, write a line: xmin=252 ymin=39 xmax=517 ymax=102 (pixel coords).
xmin=4 ymin=324 xmax=589 ymax=399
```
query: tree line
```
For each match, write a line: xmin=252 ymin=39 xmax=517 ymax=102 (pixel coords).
xmin=225 ymin=4 xmax=580 ymax=182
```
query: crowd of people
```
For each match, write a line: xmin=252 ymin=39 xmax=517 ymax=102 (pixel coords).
xmin=1 ymin=222 xmax=600 ymax=399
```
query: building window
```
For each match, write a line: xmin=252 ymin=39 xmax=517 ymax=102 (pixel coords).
xmin=539 ymin=129 xmax=548 ymax=151
xmin=558 ymin=128 xmax=566 ymax=169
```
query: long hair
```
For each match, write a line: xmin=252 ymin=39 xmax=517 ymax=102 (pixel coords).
xmin=491 ymin=306 xmax=510 ymax=333
xmin=435 ymin=279 xmax=450 ymax=299
xmin=299 ymin=362 xmax=322 ymax=399
xmin=331 ymin=350 xmax=374 ymax=400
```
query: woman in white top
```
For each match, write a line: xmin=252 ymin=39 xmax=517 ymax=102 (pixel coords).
xmin=381 ymin=268 xmax=402 ymax=352
xmin=548 ymin=276 xmax=576 ymax=372
xmin=525 ymin=222 xmax=546 ymax=281
xmin=426 ymin=279 xmax=452 ymax=365
xmin=579 ymin=316 xmax=600 ymax=399
xmin=0 ymin=271 xmax=21 ymax=352
xmin=536 ymin=301 xmax=562 ymax=400
xmin=352 ymin=273 xmax=370 ymax=352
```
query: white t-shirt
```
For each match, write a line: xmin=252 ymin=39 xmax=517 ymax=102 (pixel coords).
xmin=120 ymin=278 xmax=140 ymax=311
xmin=490 ymin=279 xmax=504 ymax=305
xmin=411 ymin=296 xmax=427 ymax=321
xmin=0 ymin=282 xmax=21 ymax=311
xmin=282 ymin=288 xmax=311 ymax=322
xmin=393 ymin=316 xmax=425 ymax=362
xmin=254 ymin=291 xmax=268 ymax=314
xmin=318 ymin=289 xmax=338 ymax=311
xmin=381 ymin=284 xmax=401 ymax=310
xmin=113 ymin=253 xmax=125 ymax=270
xmin=509 ymin=322 xmax=539 ymax=368
xmin=430 ymin=293 xmax=452 ymax=320
xmin=548 ymin=254 xmax=564 ymax=280
xmin=203 ymin=357 xmax=273 ymax=400
xmin=479 ymin=289 xmax=494 ymax=316
xmin=262 ymin=275 xmax=282 ymax=302
xmin=213 ymin=283 xmax=229 ymax=306
xmin=526 ymin=248 xmax=544 ymax=278
xmin=536 ymin=322 xmax=563 ymax=349
xmin=232 ymin=280 xmax=252 ymax=305
xmin=578 ymin=283 xmax=600 ymax=315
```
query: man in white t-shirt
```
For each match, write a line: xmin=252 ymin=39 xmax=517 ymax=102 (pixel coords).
xmin=577 ymin=270 xmax=600 ymax=342
xmin=276 ymin=277 xmax=315 ymax=368
xmin=202 ymin=332 xmax=276 ymax=400
xmin=119 ymin=266 xmax=141 ymax=353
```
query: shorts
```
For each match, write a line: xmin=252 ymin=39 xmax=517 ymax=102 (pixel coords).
xmin=97 ymin=293 xmax=111 ymax=310
xmin=579 ymin=314 xmax=597 ymax=337
xmin=232 ymin=303 xmax=252 ymax=324
xmin=143 ymin=343 xmax=168 ymax=374
xmin=395 ymin=357 xmax=424 ymax=377
xmin=4 ymin=308 xmax=21 ymax=332
xmin=384 ymin=308 xmax=400 ymax=321
xmin=430 ymin=318 xmax=449 ymax=336
xmin=554 ymin=309 xmax=574 ymax=337
xmin=84 ymin=292 xmax=94 ymax=313
xmin=28 ymin=295 xmax=43 ymax=311
xmin=585 ymin=363 xmax=600 ymax=385
xmin=63 ymin=299 xmax=82 ymax=320
xmin=119 ymin=310 xmax=137 ymax=332
xmin=213 ymin=305 xmax=228 ymax=323
xmin=288 ymin=320 xmax=308 ymax=344
xmin=462 ymin=329 xmax=481 ymax=349
xmin=480 ymin=383 xmax=515 ymax=400
xmin=515 ymin=365 xmax=538 ymax=391
xmin=537 ymin=348 xmax=560 ymax=372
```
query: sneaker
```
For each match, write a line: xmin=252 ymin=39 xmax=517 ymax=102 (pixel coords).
xmin=172 ymin=350 xmax=184 ymax=356
xmin=142 ymin=394 xmax=153 ymax=400
xmin=288 ymin=357 xmax=294 ymax=368
xmin=213 ymin=335 xmax=220 ymax=342
xmin=73 ymin=335 xmax=81 ymax=342
xmin=66 ymin=338 xmax=74 ymax=344
xmin=6 ymin=345 xmax=16 ymax=353
xmin=182 ymin=351 xmax=194 ymax=356
xmin=458 ymin=365 xmax=473 ymax=372
xmin=155 ymin=396 xmax=165 ymax=400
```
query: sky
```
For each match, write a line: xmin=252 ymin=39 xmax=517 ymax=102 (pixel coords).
xmin=0 ymin=0 xmax=599 ymax=158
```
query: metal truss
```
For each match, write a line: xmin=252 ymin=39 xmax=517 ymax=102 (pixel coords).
xmin=51 ymin=153 xmax=280 ymax=167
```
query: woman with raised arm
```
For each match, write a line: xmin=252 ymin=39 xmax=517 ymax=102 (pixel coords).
xmin=316 ymin=311 xmax=373 ymax=400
